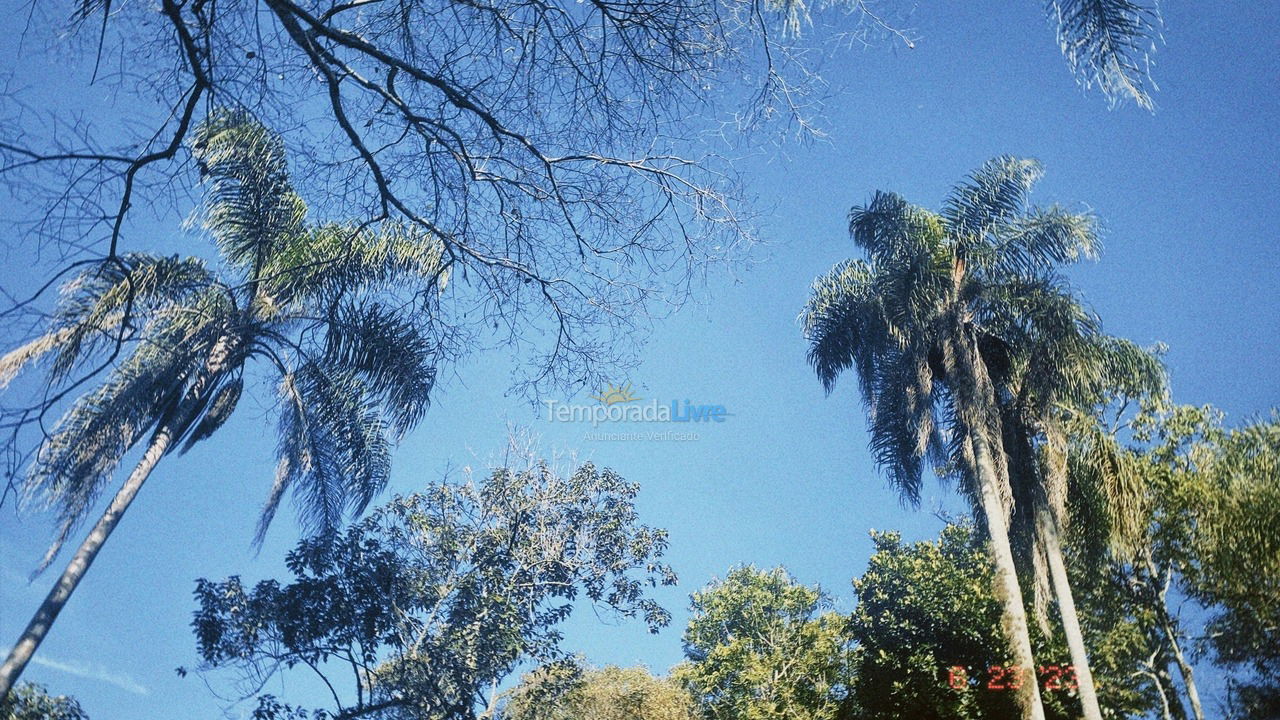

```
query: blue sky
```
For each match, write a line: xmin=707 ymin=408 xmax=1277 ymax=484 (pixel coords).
xmin=2 ymin=1 xmax=1278 ymax=718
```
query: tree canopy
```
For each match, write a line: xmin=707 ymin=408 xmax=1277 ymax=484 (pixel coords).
xmin=191 ymin=453 xmax=676 ymax=720
xmin=675 ymin=565 xmax=855 ymax=720
xmin=849 ymin=524 xmax=1158 ymax=720
xmin=504 ymin=665 xmax=697 ymax=720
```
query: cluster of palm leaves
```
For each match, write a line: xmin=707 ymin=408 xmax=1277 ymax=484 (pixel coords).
xmin=803 ymin=156 xmax=1166 ymax=720
xmin=0 ymin=108 xmax=449 ymax=694
xmin=1047 ymin=0 xmax=1162 ymax=109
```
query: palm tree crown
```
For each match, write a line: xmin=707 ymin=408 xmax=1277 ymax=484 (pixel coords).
xmin=804 ymin=155 xmax=1104 ymax=510
xmin=2 ymin=108 xmax=448 ymax=563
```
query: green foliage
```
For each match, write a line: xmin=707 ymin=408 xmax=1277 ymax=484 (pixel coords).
xmin=851 ymin=525 xmax=1018 ymax=720
xmin=675 ymin=566 xmax=855 ymax=720
xmin=0 ymin=683 xmax=89 ymax=720
xmin=504 ymin=665 xmax=696 ymax=720
xmin=192 ymin=458 xmax=677 ymax=720
xmin=849 ymin=524 xmax=1156 ymax=720
xmin=1130 ymin=407 xmax=1280 ymax=719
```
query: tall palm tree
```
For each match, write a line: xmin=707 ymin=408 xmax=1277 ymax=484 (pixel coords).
xmin=0 ymin=109 xmax=447 ymax=696
xmin=803 ymin=156 xmax=1110 ymax=720
xmin=998 ymin=327 xmax=1167 ymax=720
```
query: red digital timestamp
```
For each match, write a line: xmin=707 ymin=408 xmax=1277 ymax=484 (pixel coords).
xmin=946 ymin=665 xmax=1079 ymax=692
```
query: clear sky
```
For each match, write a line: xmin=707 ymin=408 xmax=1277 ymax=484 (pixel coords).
xmin=2 ymin=2 xmax=1278 ymax=718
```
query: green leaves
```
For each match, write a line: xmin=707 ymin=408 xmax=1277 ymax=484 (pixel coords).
xmin=506 ymin=665 xmax=697 ymax=720
xmin=802 ymin=259 xmax=882 ymax=394
xmin=0 ymin=682 xmax=90 ymax=720
xmin=41 ymin=253 xmax=216 ymax=384
xmin=944 ymin=156 xmax=1044 ymax=254
xmin=3 ymin=109 xmax=448 ymax=569
xmin=267 ymin=363 xmax=392 ymax=544
xmin=196 ymin=458 xmax=676 ymax=720
xmin=678 ymin=566 xmax=855 ymax=720
xmin=258 ymin=221 xmax=448 ymax=310
xmin=25 ymin=299 xmax=230 ymax=571
xmin=321 ymin=300 xmax=437 ymax=438
xmin=805 ymin=157 xmax=1113 ymax=502
xmin=851 ymin=524 xmax=1156 ymax=720
xmin=1130 ymin=409 xmax=1280 ymax=717
xmin=193 ymin=108 xmax=306 ymax=270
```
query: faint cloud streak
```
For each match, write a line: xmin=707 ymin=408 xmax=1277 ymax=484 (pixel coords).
xmin=29 ymin=655 xmax=150 ymax=696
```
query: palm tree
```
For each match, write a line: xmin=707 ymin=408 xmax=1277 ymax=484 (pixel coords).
xmin=0 ymin=109 xmax=447 ymax=696
xmin=803 ymin=156 xmax=1114 ymax=720
xmin=998 ymin=326 xmax=1167 ymax=720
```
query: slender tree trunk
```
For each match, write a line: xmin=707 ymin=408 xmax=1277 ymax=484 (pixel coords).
xmin=1035 ymin=429 xmax=1105 ymax=720
xmin=1144 ymin=558 xmax=1205 ymax=720
xmin=0 ymin=423 xmax=176 ymax=698
xmin=1139 ymin=665 xmax=1174 ymax=720
xmin=1039 ymin=505 xmax=1104 ymax=720
xmin=0 ymin=334 xmax=234 ymax=699
xmin=1160 ymin=622 xmax=1204 ymax=720
xmin=950 ymin=331 xmax=1045 ymax=720
xmin=1158 ymin=663 xmax=1190 ymax=720
xmin=971 ymin=430 xmax=1047 ymax=720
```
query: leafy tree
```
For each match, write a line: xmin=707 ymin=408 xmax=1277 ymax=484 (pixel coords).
xmin=1192 ymin=418 xmax=1280 ymax=720
xmin=0 ymin=110 xmax=444 ymax=695
xmin=191 ymin=456 xmax=677 ymax=720
xmin=0 ymin=683 xmax=89 ymax=720
xmin=674 ymin=566 xmax=855 ymax=720
xmin=504 ymin=665 xmax=697 ymax=720
xmin=803 ymin=156 xmax=1111 ymax=719
xmin=849 ymin=524 xmax=1157 ymax=720
xmin=1126 ymin=407 xmax=1280 ymax=720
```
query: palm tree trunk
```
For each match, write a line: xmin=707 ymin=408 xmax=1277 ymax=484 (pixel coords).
xmin=1034 ymin=428 xmax=1105 ymax=720
xmin=0 ymin=422 xmax=176 ymax=698
xmin=971 ymin=430 xmax=1047 ymax=720
xmin=1039 ymin=505 xmax=1104 ymax=720
xmin=0 ymin=334 xmax=235 ymax=698
xmin=950 ymin=330 xmax=1045 ymax=720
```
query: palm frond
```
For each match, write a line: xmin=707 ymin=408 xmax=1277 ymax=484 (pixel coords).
xmin=262 ymin=221 xmax=449 ymax=309
xmin=942 ymin=156 xmax=1043 ymax=254
xmin=990 ymin=205 xmax=1101 ymax=274
xmin=1046 ymin=0 xmax=1161 ymax=110
xmin=263 ymin=362 xmax=392 ymax=544
xmin=802 ymin=260 xmax=885 ymax=395
xmin=1063 ymin=414 xmax=1147 ymax=560
xmin=322 ymin=301 xmax=437 ymax=438
xmin=40 ymin=254 xmax=215 ymax=383
xmin=192 ymin=108 xmax=306 ymax=270
xmin=25 ymin=302 xmax=227 ymax=571
xmin=0 ymin=327 xmax=77 ymax=390
xmin=848 ymin=192 xmax=944 ymax=267
xmin=973 ymin=273 xmax=1101 ymax=356
xmin=1092 ymin=336 xmax=1167 ymax=404
xmin=867 ymin=347 xmax=943 ymax=505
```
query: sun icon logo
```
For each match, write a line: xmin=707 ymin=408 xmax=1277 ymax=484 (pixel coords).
xmin=591 ymin=382 xmax=640 ymax=405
